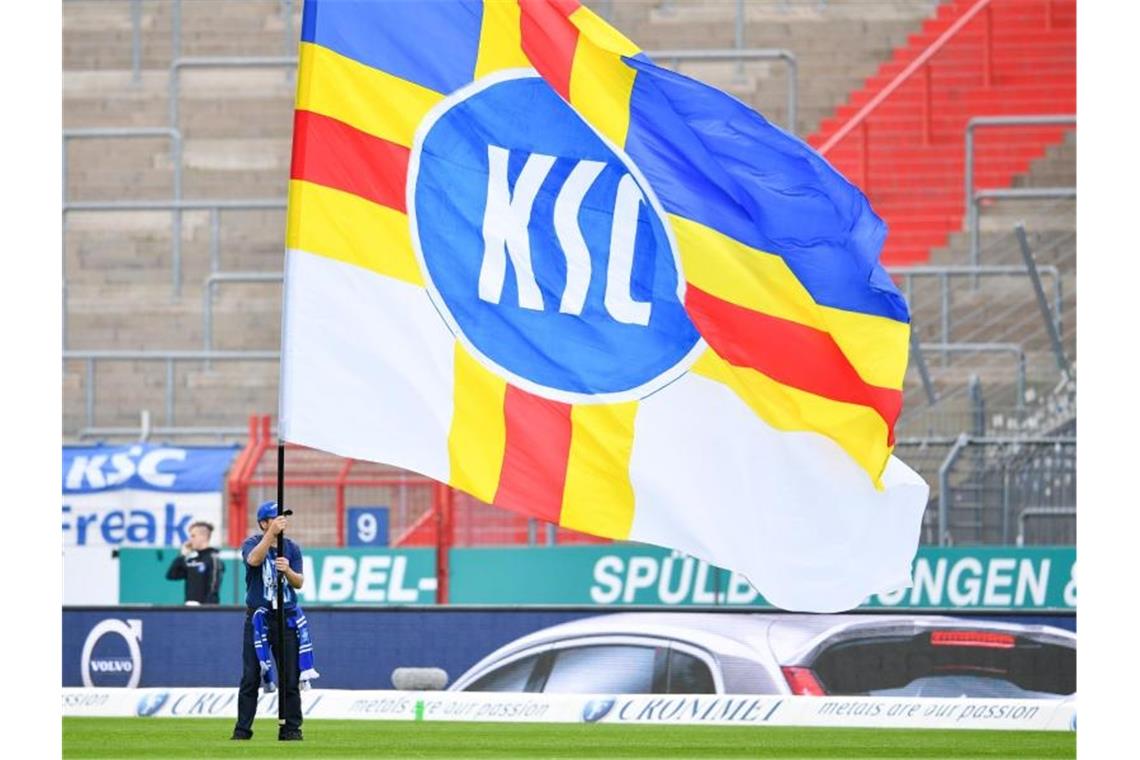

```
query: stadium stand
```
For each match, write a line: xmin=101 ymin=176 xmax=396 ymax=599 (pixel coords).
xmin=63 ymin=0 xmax=1075 ymax=549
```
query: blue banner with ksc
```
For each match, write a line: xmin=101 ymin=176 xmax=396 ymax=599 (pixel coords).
xmin=63 ymin=444 xmax=240 ymax=494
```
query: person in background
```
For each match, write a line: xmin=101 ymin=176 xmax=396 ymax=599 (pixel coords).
xmin=231 ymin=501 xmax=305 ymax=742
xmin=165 ymin=520 xmax=224 ymax=605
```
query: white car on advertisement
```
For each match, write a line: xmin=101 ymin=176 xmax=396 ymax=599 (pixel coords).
xmin=449 ymin=613 xmax=1075 ymax=698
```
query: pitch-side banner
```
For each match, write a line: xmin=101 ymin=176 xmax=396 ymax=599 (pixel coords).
xmin=62 ymin=444 xmax=239 ymax=548
xmin=61 ymin=688 xmax=1076 ymax=731
xmin=62 ymin=444 xmax=239 ymax=604
xmin=448 ymin=546 xmax=1077 ymax=611
xmin=280 ymin=0 xmax=928 ymax=614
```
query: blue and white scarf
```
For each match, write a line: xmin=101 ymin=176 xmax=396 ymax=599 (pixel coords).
xmin=260 ymin=548 xmax=296 ymax=608
xmin=251 ymin=606 xmax=320 ymax=693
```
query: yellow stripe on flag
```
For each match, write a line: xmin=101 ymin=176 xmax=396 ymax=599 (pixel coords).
xmin=692 ymin=348 xmax=891 ymax=486
xmin=474 ymin=0 xmax=531 ymax=79
xmin=447 ymin=343 xmax=508 ymax=503
xmin=670 ymin=214 xmax=910 ymax=390
xmin=296 ymin=42 xmax=444 ymax=148
xmin=560 ymin=401 xmax=639 ymax=539
xmin=569 ymin=5 xmax=641 ymax=57
xmin=287 ymin=179 xmax=423 ymax=286
xmin=566 ymin=6 xmax=639 ymax=147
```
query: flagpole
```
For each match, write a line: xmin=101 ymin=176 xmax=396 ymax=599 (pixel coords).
xmin=275 ymin=441 xmax=286 ymax=728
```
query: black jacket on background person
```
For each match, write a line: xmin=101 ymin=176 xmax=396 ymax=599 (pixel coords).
xmin=166 ymin=547 xmax=225 ymax=604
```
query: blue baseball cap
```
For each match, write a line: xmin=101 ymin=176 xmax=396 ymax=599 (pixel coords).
xmin=256 ymin=500 xmax=293 ymax=522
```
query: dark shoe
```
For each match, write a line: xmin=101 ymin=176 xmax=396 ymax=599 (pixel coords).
xmin=230 ymin=729 xmax=252 ymax=740
xmin=278 ymin=729 xmax=303 ymax=741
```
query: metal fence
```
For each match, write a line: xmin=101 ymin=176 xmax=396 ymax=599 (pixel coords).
xmin=891 ymin=264 xmax=1063 ymax=351
xmin=64 ymin=349 xmax=279 ymax=430
xmin=935 ymin=435 xmax=1076 ymax=546
xmin=971 ymin=187 xmax=1076 ymax=270
xmin=964 ymin=115 xmax=1076 ymax=244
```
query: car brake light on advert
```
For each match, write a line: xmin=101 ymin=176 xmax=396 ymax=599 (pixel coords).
xmin=930 ymin=630 xmax=1016 ymax=649
xmin=781 ymin=666 xmax=825 ymax=696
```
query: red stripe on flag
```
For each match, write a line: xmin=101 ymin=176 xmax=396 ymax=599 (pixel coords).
xmin=290 ymin=109 xmax=410 ymax=213
xmin=493 ymin=384 xmax=573 ymax=524
xmin=686 ymin=286 xmax=903 ymax=442
xmin=519 ymin=0 xmax=582 ymax=99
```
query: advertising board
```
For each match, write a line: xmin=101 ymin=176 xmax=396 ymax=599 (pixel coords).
xmin=63 ymin=607 xmax=1074 ymax=691
xmin=118 ymin=545 xmax=1076 ymax=612
xmin=118 ymin=547 xmax=437 ymax=605
xmin=62 ymin=608 xmax=589 ymax=689
xmin=448 ymin=545 xmax=1077 ymax=611
xmin=63 ymin=444 xmax=239 ymax=604
xmin=60 ymin=688 xmax=1077 ymax=731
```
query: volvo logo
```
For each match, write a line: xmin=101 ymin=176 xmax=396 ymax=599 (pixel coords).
xmin=81 ymin=619 xmax=143 ymax=689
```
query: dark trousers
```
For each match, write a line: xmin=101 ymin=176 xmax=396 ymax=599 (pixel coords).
xmin=235 ymin=608 xmax=302 ymax=734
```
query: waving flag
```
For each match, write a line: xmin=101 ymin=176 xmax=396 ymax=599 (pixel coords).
xmin=280 ymin=0 xmax=929 ymax=612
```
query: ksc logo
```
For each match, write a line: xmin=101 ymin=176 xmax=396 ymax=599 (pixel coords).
xmin=409 ymin=70 xmax=702 ymax=403
xmin=582 ymin=698 xmax=616 ymax=723
xmin=137 ymin=692 xmax=169 ymax=717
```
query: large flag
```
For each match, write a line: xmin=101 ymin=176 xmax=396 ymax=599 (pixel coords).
xmin=280 ymin=0 xmax=929 ymax=612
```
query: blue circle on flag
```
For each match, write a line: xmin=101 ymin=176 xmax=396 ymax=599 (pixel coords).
xmin=408 ymin=71 xmax=701 ymax=403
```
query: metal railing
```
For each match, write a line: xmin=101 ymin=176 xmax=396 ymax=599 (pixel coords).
xmin=62 ymin=198 xmax=286 ymax=298
xmin=78 ymin=425 xmax=253 ymax=443
xmin=166 ymin=48 xmax=796 ymax=132
xmin=1016 ymin=506 xmax=1076 ymax=546
xmin=964 ymin=115 xmax=1076 ymax=248
xmin=130 ymin=0 xmax=141 ymax=82
xmin=62 ymin=127 xmax=183 ymax=202
xmin=890 ymin=265 xmax=1062 ymax=353
xmin=64 ymin=349 xmax=279 ymax=429
xmin=72 ymin=0 xmax=297 ymax=78
xmin=970 ymin=187 xmax=1076 ymax=269
xmin=1014 ymin=223 xmax=1071 ymax=376
xmin=936 ymin=435 xmax=1075 ymax=546
xmin=62 ymin=127 xmax=185 ymax=346
xmin=820 ymin=0 xmax=995 ymax=160
xmin=280 ymin=0 xmax=296 ymax=55
xmin=203 ymin=271 xmax=284 ymax=353
xmin=648 ymin=48 xmax=798 ymax=133
xmin=917 ymin=343 xmax=1026 ymax=409
xmin=169 ymin=56 xmax=299 ymax=134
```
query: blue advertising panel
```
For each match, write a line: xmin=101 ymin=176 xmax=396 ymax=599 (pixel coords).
xmin=62 ymin=608 xmax=1075 ymax=689
xmin=63 ymin=444 xmax=241 ymax=605
xmin=62 ymin=444 xmax=240 ymax=549
xmin=63 ymin=444 xmax=241 ymax=494
xmin=62 ymin=608 xmax=588 ymax=689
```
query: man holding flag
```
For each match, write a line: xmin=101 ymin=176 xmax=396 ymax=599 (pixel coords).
xmin=279 ymin=0 xmax=928 ymax=613
xmin=232 ymin=501 xmax=305 ymax=741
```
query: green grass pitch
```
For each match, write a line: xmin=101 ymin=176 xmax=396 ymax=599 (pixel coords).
xmin=62 ymin=718 xmax=1075 ymax=759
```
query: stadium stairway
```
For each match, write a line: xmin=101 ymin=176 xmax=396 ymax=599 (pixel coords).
xmin=807 ymin=0 xmax=1076 ymax=265
xmin=895 ymin=127 xmax=1075 ymax=439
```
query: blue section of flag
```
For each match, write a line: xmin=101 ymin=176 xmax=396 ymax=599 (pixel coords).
xmin=301 ymin=0 xmax=483 ymax=95
xmin=621 ymin=56 xmax=909 ymax=323
xmin=413 ymin=75 xmax=699 ymax=397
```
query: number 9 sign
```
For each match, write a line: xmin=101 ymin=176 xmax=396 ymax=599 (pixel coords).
xmin=346 ymin=507 xmax=389 ymax=547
